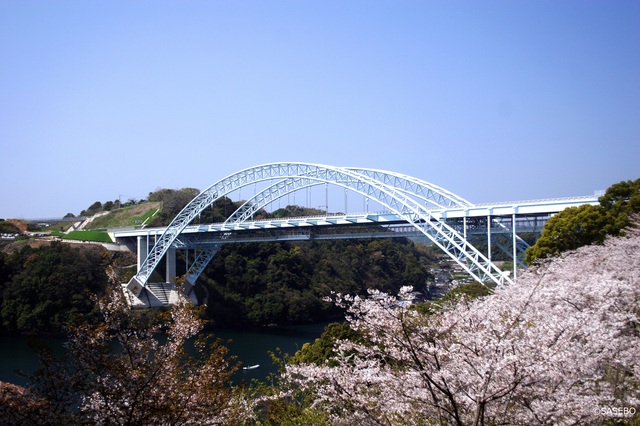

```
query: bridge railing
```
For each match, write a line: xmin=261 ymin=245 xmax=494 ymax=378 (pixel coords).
xmin=472 ymin=195 xmax=599 ymax=207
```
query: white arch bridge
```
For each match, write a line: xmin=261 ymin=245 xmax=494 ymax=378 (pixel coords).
xmin=115 ymin=162 xmax=598 ymax=308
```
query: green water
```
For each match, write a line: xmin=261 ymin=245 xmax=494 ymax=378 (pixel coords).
xmin=0 ymin=322 xmax=329 ymax=386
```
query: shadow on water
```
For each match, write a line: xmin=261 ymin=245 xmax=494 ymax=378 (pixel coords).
xmin=0 ymin=322 xmax=330 ymax=387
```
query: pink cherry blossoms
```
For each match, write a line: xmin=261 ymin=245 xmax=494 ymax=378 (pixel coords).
xmin=285 ymin=227 xmax=640 ymax=425
xmin=67 ymin=289 xmax=254 ymax=425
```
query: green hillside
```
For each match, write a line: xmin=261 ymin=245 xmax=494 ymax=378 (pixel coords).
xmin=85 ymin=202 xmax=161 ymax=230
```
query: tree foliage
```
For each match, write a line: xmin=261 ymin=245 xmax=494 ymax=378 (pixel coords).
xmin=288 ymin=322 xmax=362 ymax=367
xmin=0 ymin=288 xmax=253 ymax=425
xmin=147 ymin=189 xmax=270 ymax=226
xmin=147 ymin=187 xmax=201 ymax=226
xmin=0 ymin=381 xmax=59 ymax=425
xmin=526 ymin=177 xmax=640 ymax=263
xmin=525 ymin=204 xmax=608 ymax=263
xmin=200 ymin=238 xmax=439 ymax=326
xmin=271 ymin=205 xmax=325 ymax=218
xmin=1 ymin=243 xmax=110 ymax=334
xmin=0 ymin=220 xmax=21 ymax=234
xmin=599 ymin=177 xmax=640 ymax=234
xmin=283 ymin=227 xmax=640 ymax=425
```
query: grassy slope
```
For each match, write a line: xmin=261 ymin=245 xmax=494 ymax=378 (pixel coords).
xmin=86 ymin=202 xmax=161 ymax=230
xmin=49 ymin=202 xmax=161 ymax=243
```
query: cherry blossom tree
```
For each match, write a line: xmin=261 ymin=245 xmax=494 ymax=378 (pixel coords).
xmin=69 ymin=288 xmax=254 ymax=425
xmin=284 ymin=227 xmax=640 ymax=425
xmin=0 ymin=381 xmax=61 ymax=425
xmin=2 ymin=284 xmax=254 ymax=425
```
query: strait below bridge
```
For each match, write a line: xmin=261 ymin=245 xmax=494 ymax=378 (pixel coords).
xmin=114 ymin=162 xmax=599 ymax=308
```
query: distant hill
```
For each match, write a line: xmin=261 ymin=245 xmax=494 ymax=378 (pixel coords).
xmin=0 ymin=220 xmax=23 ymax=234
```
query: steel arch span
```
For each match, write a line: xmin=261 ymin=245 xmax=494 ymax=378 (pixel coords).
xmin=125 ymin=162 xmax=513 ymax=297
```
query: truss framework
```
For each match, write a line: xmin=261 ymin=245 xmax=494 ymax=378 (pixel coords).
xmin=448 ymin=216 xmax=533 ymax=268
xmin=126 ymin=163 xmax=514 ymax=296
xmin=184 ymin=246 xmax=220 ymax=285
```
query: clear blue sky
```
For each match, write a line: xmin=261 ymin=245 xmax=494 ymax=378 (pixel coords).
xmin=1 ymin=1 xmax=639 ymax=219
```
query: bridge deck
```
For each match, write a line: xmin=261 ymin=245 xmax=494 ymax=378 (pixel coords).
xmin=111 ymin=195 xmax=598 ymax=241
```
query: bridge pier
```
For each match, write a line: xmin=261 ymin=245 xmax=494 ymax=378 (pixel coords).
xmin=136 ymin=234 xmax=177 ymax=283
xmin=137 ymin=236 xmax=148 ymax=272
xmin=125 ymin=241 xmax=191 ymax=308
xmin=512 ymin=213 xmax=517 ymax=281
xmin=487 ymin=215 xmax=492 ymax=263
xmin=166 ymin=247 xmax=177 ymax=284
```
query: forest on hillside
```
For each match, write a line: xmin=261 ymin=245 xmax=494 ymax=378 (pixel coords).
xmin=0 ymin=234 xmax=441 ymax=334
xmin=197 ymin=238 xmax=440 ymax=326
xmin=1 ymin=186 xmax=445 ymax=334
xmin=0 ymin=243 xmax=113 ymax=335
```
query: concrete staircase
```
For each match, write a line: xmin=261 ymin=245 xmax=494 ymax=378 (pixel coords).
xmin=146 ymin=282 xmax=171 ymax=305
xmin=122 ymin=282 xmax=198 ymax=308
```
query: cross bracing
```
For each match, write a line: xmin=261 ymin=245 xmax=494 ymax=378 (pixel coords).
xmin=141 ymin=220 xmax=525 ymax=291
xmin=121 ymin=162 xmax=599 ymax=303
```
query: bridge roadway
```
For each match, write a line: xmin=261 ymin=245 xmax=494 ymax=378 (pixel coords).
xmin=113 ymin=195 xmax=598 ymax=307
xmin=112 ymin=195 xmax=597 ymax=242
xmin=113 ymin=196 xmax=596 ymax=239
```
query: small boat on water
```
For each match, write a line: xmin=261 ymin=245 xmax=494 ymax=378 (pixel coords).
xmin=243 ymin=364 xmax=260 ymax=370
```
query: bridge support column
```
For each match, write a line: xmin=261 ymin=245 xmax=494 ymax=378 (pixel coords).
xmin=512 ymin=214 xmax=517 ymax=281
xmin=137 ymin=236 xmax=148 ymax=273
xmin=487 ymin=215 xmax=492 ymax=262
xmin=463 ymin=217 xmax=467 ymax=240
xmin=166 ymin=247 xmax=177 ymax=284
